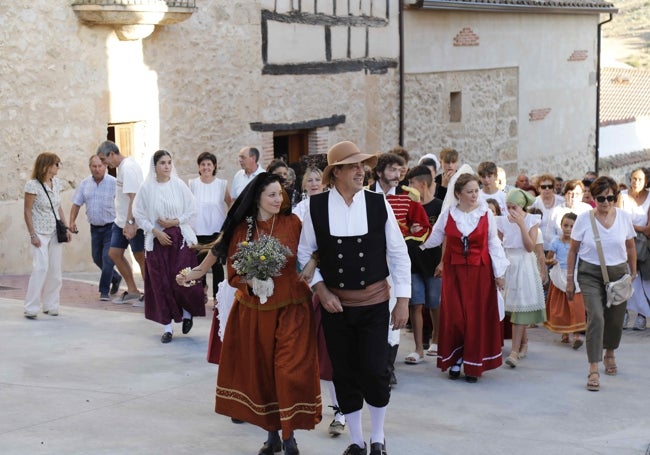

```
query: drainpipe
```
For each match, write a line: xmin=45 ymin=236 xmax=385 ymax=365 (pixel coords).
xmin=398 ymin=1 xmax=405 ymax=146
xmin=596 ymin=13 xmax=613 ymax=174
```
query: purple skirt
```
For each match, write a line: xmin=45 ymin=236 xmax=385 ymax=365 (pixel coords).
xmin=144 ymin=227 xmax=206 ymax=325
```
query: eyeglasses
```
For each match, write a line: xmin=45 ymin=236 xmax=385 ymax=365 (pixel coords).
xmin=595 ymin=195 xmax=615 ymax=203
xmin=539 ymin=184 xmax=554 ymax=190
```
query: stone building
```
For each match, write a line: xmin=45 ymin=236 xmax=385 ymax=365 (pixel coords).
xmin=1 ymin=0 xmax=615 ymax=273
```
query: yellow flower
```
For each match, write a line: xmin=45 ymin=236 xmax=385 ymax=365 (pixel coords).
xmin=241 ymin=241 xmax=248 ymax=246
xmin=260 ymin=255 xmax=266 ymax=261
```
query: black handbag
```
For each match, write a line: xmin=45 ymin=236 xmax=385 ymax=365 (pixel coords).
xmin=39 ymin=181 xmax=68 ymax=243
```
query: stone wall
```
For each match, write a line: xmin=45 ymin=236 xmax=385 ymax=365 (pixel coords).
xmin=404 ymin=68 xmax=519 ymax=178
xmin=0 ymin=0 xmax=399 ymax=273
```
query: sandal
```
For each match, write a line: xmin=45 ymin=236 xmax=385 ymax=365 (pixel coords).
xmin=604 ymin=355 xmax=617 ymax=376
xmin=519 ymin=338 xmax=528 ymax=359
xmin=572 ymin=337 xmax=583 ymax=350
xmin=561 ymin=334 xmax=570 ymax=344
xmin=426 ymin=343 xmax=438 ymax=356
xmin=505 ymin=352 xmax=519 ymax=368
xmin=586 ymin=372 xmax=600 ymax=391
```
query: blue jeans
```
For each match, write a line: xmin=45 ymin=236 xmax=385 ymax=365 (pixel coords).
xmin=91 ymin=223 xmax=121 ymax=295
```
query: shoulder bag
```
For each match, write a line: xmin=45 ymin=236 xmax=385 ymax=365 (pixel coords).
xmin=589 ymin=210 xmax=632 ymax=308
xmin=39 ymin=181 xmax=68 ymax=243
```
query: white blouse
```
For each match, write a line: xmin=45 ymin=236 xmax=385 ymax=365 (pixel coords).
xmin=189 ymin=177 xmax=228 ymax=235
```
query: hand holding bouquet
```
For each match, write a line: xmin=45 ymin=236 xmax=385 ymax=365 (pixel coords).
xmin=231 ymin=234 xmax=292 ymax=303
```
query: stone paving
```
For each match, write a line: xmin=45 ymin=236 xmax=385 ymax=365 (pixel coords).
xmin=1 ymin=273 xmax=649 ymax=455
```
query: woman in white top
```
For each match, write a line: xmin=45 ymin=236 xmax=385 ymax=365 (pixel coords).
xmin=292 ymin=167 xmax=324 ymax=222
xmin=133 ymin=150 xmax=205 ymax=343
xmin=23 ymin=152 xmax=72 ymax=318
xmin=566 ymin=176 xmax=636 ymax=391
xmin=617 ymin=168 xmax=650 ymax=330
xmin=549 ymin=179 xmax=592 ymax=238
xmin=189 ymin=152 xmax=231 ymax=302
xmin=532 ymin=173 xmax=564 ymax=251
xmin=496 ymin=189 xmax=546 ymax=368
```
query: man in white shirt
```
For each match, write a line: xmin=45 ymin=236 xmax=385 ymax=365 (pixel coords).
xmin=298 ymin=141 xmax=410 ymax=455
xmin=230 ymin=146 xmax=264 ymax=199
xmin=96 ymin=141 xmax=145 ymax=305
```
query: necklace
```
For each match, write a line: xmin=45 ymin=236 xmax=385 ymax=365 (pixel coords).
xmin=255 ymin=214 xmax=276 ymax=239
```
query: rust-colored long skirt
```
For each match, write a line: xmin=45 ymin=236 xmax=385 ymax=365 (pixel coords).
xmin=215 ymin=299 xmax=322 ymax=440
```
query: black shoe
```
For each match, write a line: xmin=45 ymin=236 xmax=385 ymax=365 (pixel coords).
xmin=110 ymin=276 xmax=122 ymax=295
xmin=283 ymin=436 xmax=299 ymax=455
xmin=343 ymin=443 xmax=367 ymax=455
xmin=369 ymin=441 xmax=387 ymax=455
xmin=465 ymin=376 xmax=478 ymax=383
xmin=258 ymin=434 xmax=282 ymax=455
xmin=231 ymin=417 xmax=244 ymax=424
xmin=161 ymin=332 xmax=173 ymax=343
xmin=182 ymin=317 xmax=193 ymax=334
xmin=449 ymin=365 xmax=461 ymax=379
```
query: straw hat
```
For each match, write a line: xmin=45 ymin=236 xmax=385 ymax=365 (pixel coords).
xmin=322 ymin=141 xmax=378 ymax=186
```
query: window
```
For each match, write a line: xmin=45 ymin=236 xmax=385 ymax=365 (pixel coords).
xmin=450 ymin=91 xmax=462 ymax=123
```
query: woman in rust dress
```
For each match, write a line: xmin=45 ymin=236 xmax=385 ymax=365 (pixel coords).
xmin=178 ymin=173 xmax=321 ymax=455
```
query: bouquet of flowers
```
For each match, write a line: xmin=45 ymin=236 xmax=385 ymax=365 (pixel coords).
xmin=231 ymin=234 xmax=292 ymax=303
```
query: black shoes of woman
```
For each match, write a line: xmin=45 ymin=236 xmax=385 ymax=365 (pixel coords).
xmin=160 ymin=332 xmax=173 ymax=343
xmin=182 ymin=317 xmax=193 ymax=334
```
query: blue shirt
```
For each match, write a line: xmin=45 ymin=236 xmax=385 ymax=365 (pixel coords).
xmin=549 ymin=237 xmax=570 ymax=269
xmin=72 ymin=174 xmax=117 ymax=226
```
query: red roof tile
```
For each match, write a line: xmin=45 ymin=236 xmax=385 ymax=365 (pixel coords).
xmin=600 ymin=67 xmax=650 ymax=125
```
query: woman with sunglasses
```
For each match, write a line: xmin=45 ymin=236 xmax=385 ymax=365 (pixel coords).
xmin=566 ymin=177 xmax=636 ymax=391
xmin=532 ymin=174 xmax=565 ymax=252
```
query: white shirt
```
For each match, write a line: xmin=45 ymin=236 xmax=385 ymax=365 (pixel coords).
xmin=298 ymin=187 xmax=411 ymax=298
xmin=24 ymin=178 xmax=65 ymax=235
xmin=496 ymin=213 xmax=541 ymax=249
xmin=230 ymin=165 xmax=264 ymax=199
xmin=549 ymin=201 xmax=592 ymax=240
xmin=479 ymin=189 xmax=506 ymax=214
xmin=571 ymin=208 xmax=635 ymax=266
xmin=619 ymin=189 xmax=650 ymax=227
xmin=423 ymin=202 xmax=509 ymax=278
xmin=189 ymin=177 xmax=228 ymax=235
xmin=114 ymin=157 xmax=144 ymax=228
xmin=532 ymin=194 xmax=564 ymax=250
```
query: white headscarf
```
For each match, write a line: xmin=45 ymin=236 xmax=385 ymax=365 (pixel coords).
xmin=441 ymin=163 xmax=476 ymax=212
xmin=418 ymin=153 xmax=441 ymax=174
xmin=133 ymin=152 xmax=197 ymax=252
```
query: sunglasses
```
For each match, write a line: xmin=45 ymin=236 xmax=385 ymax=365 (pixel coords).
xmin=595 ymin=195 xmax=615 ymax=203
xmin=539 ymin=184 xmax=554 ymax=190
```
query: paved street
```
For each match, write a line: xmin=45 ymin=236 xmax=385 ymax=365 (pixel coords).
xmin=1 ymin=273 xmax=649 ymax=454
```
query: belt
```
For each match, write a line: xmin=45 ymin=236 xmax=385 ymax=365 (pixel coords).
xmin=90 ymin=222 xmax=113 ymax=228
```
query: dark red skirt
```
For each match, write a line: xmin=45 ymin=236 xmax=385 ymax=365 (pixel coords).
xmin=143 ymin=227 xmax=205 ymax=325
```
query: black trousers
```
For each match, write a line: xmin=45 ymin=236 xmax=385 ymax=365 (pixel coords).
xmin=321 ymin=300 xmax=391 ymax=414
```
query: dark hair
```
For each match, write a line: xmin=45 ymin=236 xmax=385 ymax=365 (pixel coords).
xmin=31 ymin=152 xmax=61 ymax=182
xmin=374 ymin=153 xmax=405 ymax=176
xmin=453 ymin=173 xmax=480 ymax=197
xmin=266 ymin=158 xmax=289 ymax=177
xmin=153 ymin=150 xmax=171 ymax=166
xmin=485 ymin=198 xmax=502 ymax=216
xmin=477 ymin=161 xmax=497 ymax=177
xmin=590 ymin=176 xmax=619 ymax=200
xmin=629 ymin=168 xmax=649 ymax=188
xmin=527 ymin=207 xmax=543 ymax=218
xmin=561 ymin=212 xmax=577 ymax=224
xmin=521 ymin=184 xmax=539 ymax=196
xmin=197 ymin=152 xmax=217 ymax=175
xmin=96 ymin=140 xmax=120 ymax=157
xmin=406 ymin=165 xmax=433 ymax=186
xmin=208 ymin=173 xmax=289 ymax=261
xmin=419 ymin=158 xmax=437 ymax=173
xmin=248 ymin=147 xmax=260 ymax=162
xmin=388 ymin=146 xmax=410 ymax=164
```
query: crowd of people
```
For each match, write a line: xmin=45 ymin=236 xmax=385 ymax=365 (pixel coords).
xmin=22 ymin=140 xmax=649 ymax=454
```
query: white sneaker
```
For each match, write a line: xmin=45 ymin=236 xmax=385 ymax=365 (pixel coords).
xmin=131 ymin=294 xmax=145 ymax=308
xmin=113 ymin=291 xmax=141 ymax=304
xmin=633 ymin=314 xmax=647 ymax=331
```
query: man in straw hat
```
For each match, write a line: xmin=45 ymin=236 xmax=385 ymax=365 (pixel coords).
xmin=299 ymin=141 xmax=411 ymax=455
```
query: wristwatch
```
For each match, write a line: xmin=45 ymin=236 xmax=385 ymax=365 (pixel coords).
xmin=127 ymin=219 xmax=135 ymax=225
